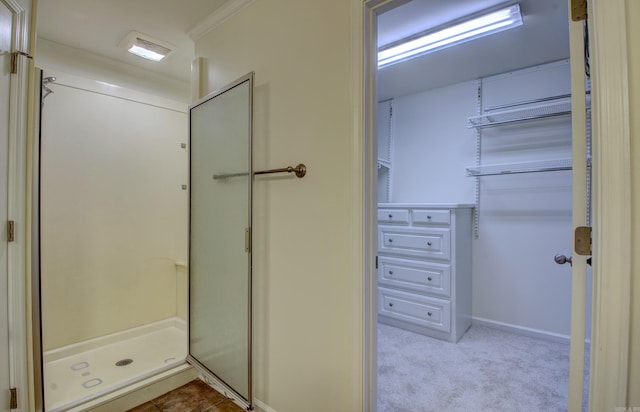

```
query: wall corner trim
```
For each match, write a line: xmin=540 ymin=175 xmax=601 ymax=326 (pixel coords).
xmin=187 ymin=0 xmax=256 ymax=41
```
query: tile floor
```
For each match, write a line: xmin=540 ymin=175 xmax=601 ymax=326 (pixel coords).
xmin=127 ymin=379 xmax=245 ymax=412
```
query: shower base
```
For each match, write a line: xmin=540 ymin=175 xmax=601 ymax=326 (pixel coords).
xmin=44 ymin=317 xmax=187 ymax=412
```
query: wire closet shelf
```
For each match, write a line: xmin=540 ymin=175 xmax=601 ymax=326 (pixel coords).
xmin=467 ymin=94 xmax=573 ymax=129
xmin=465 ymin=93 xmax=591 ymax=177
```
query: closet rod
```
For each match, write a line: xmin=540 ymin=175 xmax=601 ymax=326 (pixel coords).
xmin=213 ymin=163 xmax=307 ymax=180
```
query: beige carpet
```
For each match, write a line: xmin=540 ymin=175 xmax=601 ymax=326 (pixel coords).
xmin=377 ymin=323 xmax=587 ymax=412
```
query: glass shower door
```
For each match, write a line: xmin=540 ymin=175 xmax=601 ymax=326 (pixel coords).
xmin=188 ymin=73 xmax=253 ymax=408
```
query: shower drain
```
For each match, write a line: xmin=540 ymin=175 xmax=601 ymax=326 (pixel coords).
xmin=115 ymin=359 xmax=133 ymax=367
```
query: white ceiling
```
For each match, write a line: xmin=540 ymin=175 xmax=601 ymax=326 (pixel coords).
xmin=377 ymin=0 xmax=570 ymax=100
xmin=36 ymin=0 xmax=229 ymax=83
xmin=36 ymin=0 xmax=569 ymax=98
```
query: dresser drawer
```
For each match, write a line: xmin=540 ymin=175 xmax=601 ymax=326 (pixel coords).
xmin=412 ymin=209 xmax=450 ymax=225
xmin=378 ymin=256 xmax=451 ymax=297
xmin=378 ymin=287 xmax=451 ymax=333
xmin=378 ymin=208 xmax=409 ymax=225
xmin=379 ymin=227 xmax=451 ymax=260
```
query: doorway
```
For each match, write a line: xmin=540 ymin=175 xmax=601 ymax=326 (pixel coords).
xmin=369 ymin=1 xmax=591 ymax=410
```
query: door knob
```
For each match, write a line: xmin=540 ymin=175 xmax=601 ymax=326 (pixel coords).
xmin=554 ymin=254 xmax=572 ymax=266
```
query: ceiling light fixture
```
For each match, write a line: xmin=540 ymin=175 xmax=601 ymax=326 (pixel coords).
xmin=119 ymin=31 xmax=174 ymax=62
xmin=378 ymin=3 xmax=523 ymax=68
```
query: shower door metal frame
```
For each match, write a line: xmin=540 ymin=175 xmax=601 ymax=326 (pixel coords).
xmin=31 ymin=67 xmax=45 ymax=412
xmin=187 ymin=72 xmax=254 ymax=410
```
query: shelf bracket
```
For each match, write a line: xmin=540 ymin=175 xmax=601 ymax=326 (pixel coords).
xmin=473 ymin=79 xmax=483 ymax=239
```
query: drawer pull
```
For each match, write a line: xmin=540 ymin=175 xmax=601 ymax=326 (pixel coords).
xmin=427 ymin=312 xmax=432 ymax=317
xmin=388 ymin=239 xmax=393 ymax=243
xmin=427 ymin=215 xmax=432 ymax=219
xmin=427 ymin=276 xmax=432 ymax=281
xmin=389 ymin=302 xmax=394 ymax=307
xmin=427 ymin=242 xmax=432 ymax=246
xmin=388 ymin=214 xmax=393 ymax=218
xmin=389 ymin=271 xmax=394 ymax=275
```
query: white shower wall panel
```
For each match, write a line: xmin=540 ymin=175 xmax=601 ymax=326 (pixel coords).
xmin=40 ymin=71 xmax=189 ymax=350
xmin=389 ymin=60 xmax=579 ymax=337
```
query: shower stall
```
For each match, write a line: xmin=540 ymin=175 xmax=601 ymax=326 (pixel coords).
xmin=36 ymin=69 xmax=190 ymax=411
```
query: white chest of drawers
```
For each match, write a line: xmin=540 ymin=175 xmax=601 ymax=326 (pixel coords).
xmin=377 ymin=203 xmax=473 ymax=343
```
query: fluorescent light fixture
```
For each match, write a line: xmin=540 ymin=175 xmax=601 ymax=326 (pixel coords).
xmin=119 ymin=31 xmax=174 ymax=62
xmin=378 ymin=4 xmax=523 ymax=68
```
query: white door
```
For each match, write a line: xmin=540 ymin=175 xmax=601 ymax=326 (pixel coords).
xmin=0 ymin=0 xmax=14 ymax=410
xmin=567 ymin=10 xmax=591 ymax=412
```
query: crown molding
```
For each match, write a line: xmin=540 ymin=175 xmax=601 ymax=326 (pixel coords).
xmin=188 ymin=0 xmax=256 ymax=41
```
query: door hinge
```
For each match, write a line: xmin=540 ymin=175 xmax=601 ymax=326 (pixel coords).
xmin=571 ymin=0 xmax=587 ymax=21
xmin=7 ymin=221 xmax=15 ymax=242
xmin=9 ymin=387 xmax=17 ymax=409
xmin=245 ymin=227 xmax=251 ymax=253
xmin=11 ymin=51 xmax=33 ymax=74
xmin=574 ymin=226 xmax=592 ymax=256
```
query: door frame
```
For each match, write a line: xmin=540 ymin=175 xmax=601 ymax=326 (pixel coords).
xmin=3 ymin=0 xmax=32 ymax=410
xmin=356 ymin=0 xmax=632 ymax=410
xmin=585 ymin=0 xmax=631 ymax=409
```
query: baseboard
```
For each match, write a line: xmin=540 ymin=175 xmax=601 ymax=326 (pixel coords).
xmin=253 ymin=398 xmax=278 ymax=412
xmin=472 ymin=317 xmax=571 ymax=344
xmin=196 ymin=374 xmax=277 ymax=412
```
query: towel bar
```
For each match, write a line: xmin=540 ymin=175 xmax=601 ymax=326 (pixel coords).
xmin=213 ymin=163 xmax=306 ymax=180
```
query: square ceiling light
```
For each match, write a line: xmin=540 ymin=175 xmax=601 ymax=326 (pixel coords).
xmin=378 ymin=3 xmax=523 ymax=68
xmin=119 ymin=31 xmax=174 ymax=62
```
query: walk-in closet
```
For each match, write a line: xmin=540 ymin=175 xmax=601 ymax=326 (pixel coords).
xmin=374 ymin=1 xmax=591 ymax=410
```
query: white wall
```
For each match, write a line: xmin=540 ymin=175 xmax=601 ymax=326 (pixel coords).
xmin=391 ymin=80 xmax=476 ymax=203
xmin=194 ymin=1 xmax=359 ymax=411
xmin=474 ymin=61 xmax=575 ymax=336
xmin=390 ymin=61 xmax=580 ymax=337
xmin=39 ymin=71 xmax=188 ymax=350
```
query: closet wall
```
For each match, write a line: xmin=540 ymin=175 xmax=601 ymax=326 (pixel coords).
xmin=388 ymin=60 xmax=585 ymax=338
xmin=391 ymin=80 xmax=476 ymax=204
